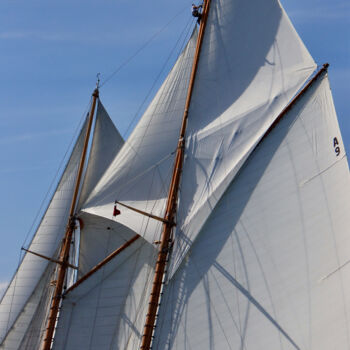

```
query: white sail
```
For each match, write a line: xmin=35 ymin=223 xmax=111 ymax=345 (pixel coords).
xmin=8 ymin=263 xmax=55 ymax=350
xmin=52 ymin=236 xmax=156 ymax=350
xmin=169 ymin=0 xmax=317 ymax=276
xmin=0 ymin=118 xmax=89 ymax=349
xmin=77 ymin=212 xmax=137 ymax=277
xmin=80 ymin=30 xmax=198 ymax=243
xmin=78 ymin=101 xmax=124 ymax=209
xmin=152 ymin=74 xmax=350 ymax=349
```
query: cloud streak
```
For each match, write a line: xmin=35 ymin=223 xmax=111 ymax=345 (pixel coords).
xmin=0 ymin=128 xmax=72 ymax=146
xmin=288 ymin=3 xmax=350 ymax=21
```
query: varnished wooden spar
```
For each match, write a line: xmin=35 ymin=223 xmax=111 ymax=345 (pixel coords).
xmin=261 ymin=63 xmax=329 ymax=141
xmin=140 ymin=1 xmax=212 ymax=349
xmin=42 ymin=88 xmax=99 ymax=350
xmin=64 ymin=234 xmax=140 ymax=295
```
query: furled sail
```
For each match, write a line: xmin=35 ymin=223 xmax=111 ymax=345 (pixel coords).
xmin=153 ymin=74 xmax=350 ymax=349
xmin=169 ymin=0 xmax=317 ymax=276
xmin=80 ymin=29 xmax=198 ymax=243
xmin=0 ymin=118 xmax=89 ymax=349
xmin=52 ymin=236 xmax=157 ymax=350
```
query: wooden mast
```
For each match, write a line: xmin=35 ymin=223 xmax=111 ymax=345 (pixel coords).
xmin=140 ymin=1 xmax=212 ymax=349
xmin=42 ymin=88 xmax=99 ymax=350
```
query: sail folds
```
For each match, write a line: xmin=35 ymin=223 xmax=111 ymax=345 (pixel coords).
xmin=170 ymin=0 xmax=317 ymax=276
xmin=153 ymin=74 xmax=350 ymax=349
xmin=81 ymin=29 xmax=198 ymax=243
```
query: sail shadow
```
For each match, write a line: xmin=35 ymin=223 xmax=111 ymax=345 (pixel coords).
xmin=153 ymin=86 xmax=311 ymax=349
xmin=189 ymin=0 xmax=283 ymax=127
xmin=213 ymin=262 xmax=300 ymax=350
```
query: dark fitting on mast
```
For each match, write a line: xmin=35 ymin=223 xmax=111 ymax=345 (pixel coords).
xmin=140 ymin=0 xmax=212 ymax=349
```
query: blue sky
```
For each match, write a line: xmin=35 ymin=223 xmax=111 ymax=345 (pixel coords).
xmin=0 ymin=0 xmax=349 ymax=296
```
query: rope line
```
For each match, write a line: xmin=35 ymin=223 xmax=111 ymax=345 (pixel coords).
xmin=99 ymin=5 xmax=189 ymax=89
xmin=121 ymin=14 xmax=194 ymax=139
xmin=21 ymin=101 xmax=91 ymax=250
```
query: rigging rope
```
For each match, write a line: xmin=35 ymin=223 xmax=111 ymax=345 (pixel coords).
xmin=121 ymin=15 xmax=194 ymax=139
xmin=21 ymin=101 xmax=91 ymax=250
xmin=99 ymin=5 xmax=189 ymax=89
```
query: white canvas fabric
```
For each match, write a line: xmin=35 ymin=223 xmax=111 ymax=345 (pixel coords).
xmin=81 ymin=30 xmax=198 ymax=244
xmin=153 ymin=75 xmax=350 ymax=349
xmin=0 ymin=119 xmax=89 ymax=348
xmin=78 ymin=101 xmax=124 ymax=209
xmin=0 ymin=263 xmax=55 ymax=350
xmin=77 ymin=212 xmax=138 ymax=278
xmin=169 ymin=0 xmax=317 ymax=276
xmin=53 ymin=237 xmax=157 ymax=350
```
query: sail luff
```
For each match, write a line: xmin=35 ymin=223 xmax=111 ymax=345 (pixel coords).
xmin=140 ymin=2 xmax=212 ymax=349
xmin=42 ymin=88 xmax=99 ymax=350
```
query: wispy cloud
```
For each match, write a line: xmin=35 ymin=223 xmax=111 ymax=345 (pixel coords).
xmin=0 ymin=28 xmax=157 ymax=46
xmin=0 ymin=164 xmax=54 ymax=174
xmin=0 ymin=128 xmax=72 ymax=145
xmin=0 ymin=281 xmax=9 ymax=299
xmin=0 ymin=31 xmax=71 ymax=41
xmin=288 ymin=3 xmax=350 ymax=21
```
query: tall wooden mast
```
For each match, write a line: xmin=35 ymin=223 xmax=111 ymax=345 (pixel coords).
xmin=42 ymin=88 xmax=99 ymax=350
xmin=140 ymin=1 xmax=212 ymax=349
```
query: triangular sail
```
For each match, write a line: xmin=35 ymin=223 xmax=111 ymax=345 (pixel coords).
xmin=81 ymin=30 xmax=198 ymax=243
xmin=78 ymin=101 xmax=124 ymax=209
xmin=0 ymin=118 xmax=89 ymax=349
xmin=169 ymin=0 xmax=317 ymax=276
xmin=153 ymin=74 xmax=350 ymax=349
xmin=9 ymin=263 xmax=56 ymax=350
xmin=52 ymin=236 xmax=156 ymax=350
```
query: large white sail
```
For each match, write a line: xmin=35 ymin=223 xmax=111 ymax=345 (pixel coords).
xmin=153 ymin=74 xmax=350 ymax=349
xmin=82 ymin=0 xmax=316 ymax=256
xmin=53 ymin=236 xmax=156 ymax=350
xmin=0 ymin=118 xmax=89 ymax=349
xmin=80 ymin=30 xmax=198 ymax=243
xmin=169 ymin=0 xmax=317 ymax=276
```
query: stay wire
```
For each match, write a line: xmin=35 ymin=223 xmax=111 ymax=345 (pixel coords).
xmin=121 ymin=13 xmax=194 ymax=139
xmin=99 ymin=5 xmax=189 ymax=89
xmin=21 ymin=100 xmax=91 ymax=250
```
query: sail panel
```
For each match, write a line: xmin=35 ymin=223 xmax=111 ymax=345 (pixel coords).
xmin=81 ymin=30 xmax=198 ymax=244
xmin=153 ymin=75 xmax=350 ymax=349
xmin=0 ymin=119 xmax=89 ymax=348
xmin=170 ymin=0 xmax=317 ymax=276
xmin=77 ymin=212 xmax=138 ymax=278
xmin=78 ymin=101 xmax=124 ymax=209
xmin=53 ymin=237 xmax=157 ymax=350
